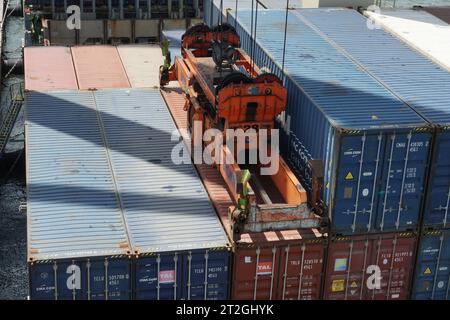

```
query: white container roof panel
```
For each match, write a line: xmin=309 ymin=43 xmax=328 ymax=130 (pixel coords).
xmin=364 ymin=9 xmax=450 ymax=73
xmin=26 ymin=91 xmax=131 ymax=261
xmin=117 ymin=45 xmax=164 ymax=88
xmin=94 ymin=89 xmax=230 ymax=254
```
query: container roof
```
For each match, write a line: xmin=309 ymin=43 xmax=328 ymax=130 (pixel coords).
xmin=117 ymin=45 xmax=163 ymax=88
xmin=71 ymin=46 xmax=131 ymax=90
xmin=26 ymin=89 xmax=229 ymax=261
xmin=24 ymin=46 xmax=78 ymax=91
xmin=26 ymin=91 xmax=131 ymax=261
xmin=231 ymin=9 xmax=428 ymax=130
xmin=94 ymin=89 xmax=230 ymax=253
xmin=297 ymin=8 xmax=450 ymax=126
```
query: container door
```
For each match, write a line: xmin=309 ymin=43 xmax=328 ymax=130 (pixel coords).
xmin=134 ymin=253 xmax=182 ymax=300
xmin=323 ymin=238 xmax=370 ymax=300
xmin=277 ymin=243 xmax=324 ymax=300
xmin=232 ymin=246 xmax=280 ymax=300
xmin=376 ymin=131 xmax=431 ymax=232
xmin=369 ymin=233 xmax=416 ymax=300
xmin=29 ymin=258 xmax=131 ymax=300
xmin=423 ymin=131 xmax=450 ymax=228
xmin=333 ymin=133 xmax=384 ymax=234
xmin=181 ymin=250 xmax=230 ymax=300
xmin=413 ymin=231 xmax=450 ymax=300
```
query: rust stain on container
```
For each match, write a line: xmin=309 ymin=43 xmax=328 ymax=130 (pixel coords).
xmin=24 ymin=46 xmax=78 ymax=91
xmin=71 ymin=45 xmax=131 ymax=90
xmin=323 ymin=232 xmax=417 ymax=300
xmin=160 ymin=87 xmax=326 ymax=300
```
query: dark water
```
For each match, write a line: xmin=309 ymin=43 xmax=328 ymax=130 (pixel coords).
xmin=0 ymin=15 xmax=27 ymax=300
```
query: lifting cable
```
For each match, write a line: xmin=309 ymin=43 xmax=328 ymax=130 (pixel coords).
xmin=219 ymin=0 xmax=224 ymax=25
xmin=234 ymin=0 xmax=239 ymax=29
xmin=250 ymin=0 xmax=254 ymax=67
xmin=281 ymin=0 xmax=290 ymax=75
xmin=251 ymin=0 xmax=260 ymax=75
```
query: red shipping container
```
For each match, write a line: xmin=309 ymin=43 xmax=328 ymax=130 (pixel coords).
xmin=71 ymin=45 xmax=131 ymax=90
xmin=160 ymin=87 xmax=327 ymax=300
xmin=232 ymin=230 xmax=325 ymax=300
xmin=24 ymin=46 xmax=78 ymax=91
xmin=323 ymin=232 xmax=417 ymax=300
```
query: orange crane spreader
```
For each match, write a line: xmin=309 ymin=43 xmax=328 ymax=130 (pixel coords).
xmin=160 ymin=24 xmax=326 ymax=236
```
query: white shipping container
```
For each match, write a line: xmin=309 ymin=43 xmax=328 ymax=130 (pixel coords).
xmin=117 ymin=45 xmax=164 ymax=88
xmin=365 ymin=9 xmax=450 ymax=73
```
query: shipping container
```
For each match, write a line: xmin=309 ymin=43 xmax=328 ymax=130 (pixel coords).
xmin=24 ymin=46 xmax=78 ymax=91
xmin=324 ymin=232 xmax=417 ymax=300
xmin=422 ymin=6 xmax=450 ymax=24
xmin=26 ymin=91 xmax=133 ymax=300
xmin=71 ymin=46 xmax=131 ymax=90
xmin=161 ymin=29 xmax=185 ymax=63
xmin=296 ymin=8 xmax=450 ymax=229
xmin=117 ymin=45 xmax=164 ymax=88
xmin=161 ymin=87 xmax=327 ymax=300
xmin=364 ymin=9 xmax=450 ymax=73
xmin=412 ymin=229 xmax=450 ymax=300
xmin=226 ymin=9 xmax=432 ymax=235
xmin=93 ymin=89 xmax=231 ymax=300
xmin=26 ymin=88 xmax=231 ymax=300
xmin=204 ymin=0 xmax=258 ymax=27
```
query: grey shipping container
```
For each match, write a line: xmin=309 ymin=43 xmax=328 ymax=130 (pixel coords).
xmin=225 ymin=9 xmax=432 ymax=235
xmin=26 ymin=91 xmax=133 ymax=300
xmin=26 ymin=89 xmax=231 ymax=299
xmin=295 ymin=8 xmax=450 ymax=230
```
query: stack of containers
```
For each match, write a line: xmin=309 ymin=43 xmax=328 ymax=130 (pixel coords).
xmin=223 ymin=8 xmax=432 ymax=299
xmin=293 ymin=8 xmax=450 ymax=300
xmin=24 ymin=45 xmax=232 ymax=300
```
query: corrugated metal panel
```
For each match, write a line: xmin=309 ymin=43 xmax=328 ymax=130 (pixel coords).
xmin=324 ymin=232 xmax=417 ymax=300
xmin=94 ymin=89 xmax=230 ymax=253
xmin=117 ymin=45 xmax=163 ymax=88
xmin=296 ymin=8 xmax=450 ymax=230
xmin=364 ymin=9 xmax=450 ymax=73
xmin=71 ymin=46 xmax=131 ymax=90
xmin=134 ymin=251 xmax=230 ymax=300
xmin=232 ymin=230 xmax=325 ymax=300
xmin=228 ymin=9 xmax=431 ymax=234
xmin=423 ymin=6 xmax=450 ymax=24
xmin=160 ymin=87 xmax=326 ymax=300
xmin=26 ymin=90 xmax=131 ymax=262
xmin=412 ymin=229 xmax=450 ymax=300
xmin=24 ymin=47 xmax=78 ymax=91
xmin=29 ymin=259 xmax=132 ymax=300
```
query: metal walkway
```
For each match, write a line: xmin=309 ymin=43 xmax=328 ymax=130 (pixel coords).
xmin=0 ymin=83 xmax=24 ymax=154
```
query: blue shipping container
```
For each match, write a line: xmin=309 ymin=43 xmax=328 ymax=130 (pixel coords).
xmin=135 ymin=251 xmax=230 ymax=300
xmin=412 ymin=229 xmax=450 ymax=300
xmin=295 ymin=8 xmax=450 ymax=229
xmin=226 ymin=9 xmax=432 ymax=235
xmin=29 ymin=259 xmax=132 ymax=300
